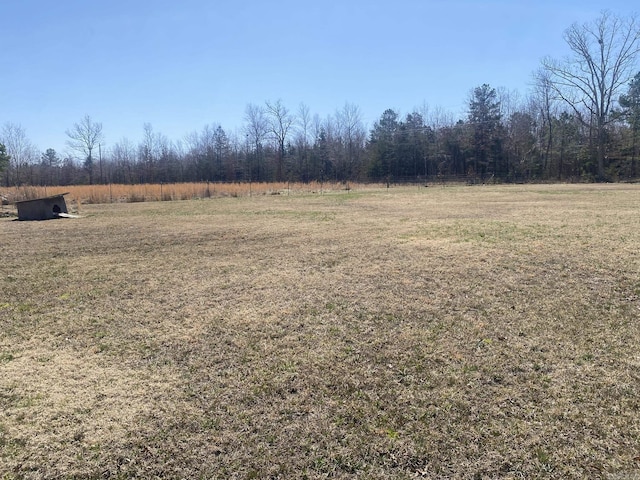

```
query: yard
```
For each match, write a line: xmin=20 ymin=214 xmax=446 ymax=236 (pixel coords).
xmin=1 ymin=184 xmax=640 ymax=479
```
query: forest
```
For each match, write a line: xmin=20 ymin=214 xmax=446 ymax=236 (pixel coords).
xmin=1 ymin=12 xmax=640 ymax=187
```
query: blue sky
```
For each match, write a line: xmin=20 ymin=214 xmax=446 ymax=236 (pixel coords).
xmin=1 ymin=0 xmax=637 ymax=155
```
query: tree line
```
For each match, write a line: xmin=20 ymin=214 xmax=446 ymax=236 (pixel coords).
xmin=2 ymin=11 xmax=639 ymax=187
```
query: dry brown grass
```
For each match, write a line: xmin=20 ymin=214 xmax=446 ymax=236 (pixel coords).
xmin=0 ymin=181 xmax=355 ymax=206
xmin=1 ymin=184 xmax=640 ymax=479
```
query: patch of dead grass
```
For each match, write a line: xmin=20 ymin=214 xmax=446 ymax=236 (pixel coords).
xmin=1 ymin=184 xmax=640 ymax=478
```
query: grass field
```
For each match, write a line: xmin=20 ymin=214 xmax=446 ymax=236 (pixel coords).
xmin=1 ymin=184 xmax=640 ymax=479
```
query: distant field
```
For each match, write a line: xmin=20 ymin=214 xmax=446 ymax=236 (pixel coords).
xmin=1 ymin=184 xmax=640 ymax=479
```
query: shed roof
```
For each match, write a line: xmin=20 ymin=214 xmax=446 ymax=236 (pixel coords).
xmin=15 ymin=193 xmax=70 ymax=205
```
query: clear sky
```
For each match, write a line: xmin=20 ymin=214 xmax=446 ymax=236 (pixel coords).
xmin=1 ymin=0 xmax=637 ymax=156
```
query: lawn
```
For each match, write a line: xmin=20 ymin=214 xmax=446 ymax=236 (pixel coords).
xmin=1 ymin=184 xmax=640 ymax=479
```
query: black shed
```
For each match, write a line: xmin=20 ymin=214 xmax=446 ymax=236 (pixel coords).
xmin=15 ymin=193 xmax=70 ymax=221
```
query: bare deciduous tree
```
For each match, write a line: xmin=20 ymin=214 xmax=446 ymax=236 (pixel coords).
xmin=532 ymin=68 xmax=560 ymax=177
xmin=244 ymin=103 xmax=268 ymax=151
xmin=336 ymin=102 xmax=365 ymax=180
xmin=244 ymin=103 xmax=269 ymax=182
xmin=293 ymin=103 xmax=313 ymax=181
xmin=265 ymin=99 xmax=294 ymax=181
xmin=541 ymin=11 xmax=640 ymax=179
xmin=296 ymin=102 xmax=312 ymax=147
xmin=66 ymin=115 xmax=104 ymax=184
xmin=139 ymin=123 xmax=163 ymax=182
xmin=111 ymin=137 xmax=137 ymax=183
xmin=1 ymin=123 xmax=37 ymax=185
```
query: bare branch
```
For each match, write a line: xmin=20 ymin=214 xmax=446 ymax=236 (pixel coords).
xmin=65 ymin=114 xmax=104 ymax=160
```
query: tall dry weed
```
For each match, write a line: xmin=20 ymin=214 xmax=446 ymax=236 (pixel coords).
xmin=2 ymin=181 xmax=357 ymax=205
